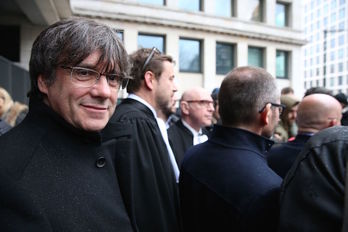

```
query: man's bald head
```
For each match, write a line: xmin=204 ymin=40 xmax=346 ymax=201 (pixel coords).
xmin=297 ymin=94 xmax=342 ymax=133
xmin=180 ymin=87 xmax=214 ymax=131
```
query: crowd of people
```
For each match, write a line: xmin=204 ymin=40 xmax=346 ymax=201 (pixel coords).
xmin=1 ymin=17 xmax=348 ymax=232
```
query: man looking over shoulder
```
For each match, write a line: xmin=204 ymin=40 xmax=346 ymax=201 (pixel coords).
xmin=168 ymin=87 xmax=214 ymax=166
xmin=0 ymin=18 xmax=133 ymax=231
xmin=105 ymin=47 xmax=182 ymax=232
xmin=180 ymin=66 xmax=282 ymax=232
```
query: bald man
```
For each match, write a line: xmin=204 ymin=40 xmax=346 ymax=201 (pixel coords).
xmin=168 ymin=87 xmax=214 ymax=166
xmin=267 ymin=93 xmax=342 ymax=178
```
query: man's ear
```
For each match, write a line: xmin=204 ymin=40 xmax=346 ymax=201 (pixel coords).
xmin=37 ymin=75 xmax=49 ymax=94
xmin=180 ymin=101 xmax=190 ymax=115
xmin=144 ymin=71 xmax=155 ymax=90
xmin=328 ymin=118 xmax=339 ymax=127
xmin=260 ymin=103 xmax=271 ymax=126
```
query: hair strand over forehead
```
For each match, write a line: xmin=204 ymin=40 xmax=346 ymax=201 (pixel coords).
xmin=28 ymin=18 xmax=129 ymax=99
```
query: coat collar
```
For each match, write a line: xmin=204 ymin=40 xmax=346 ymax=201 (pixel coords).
xmin=210 ymin=125 xmax=274 ymax=154
xmin=28 ymin=96 xmax=102 ymax=143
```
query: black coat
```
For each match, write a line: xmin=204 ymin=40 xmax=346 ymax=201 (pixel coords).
xmin=168 ymin=120 xmax=210 ymax=166
xmin=104 ymin=98 xmax=182 ymax=232
xmin=279 ymin=126 xmax=348 ymax=231
xmin=0 ymin=98 xmax=133 ymax=232
xmin=180 ymin=126 xmax=282 ymax=232
xmin=267 ymin=134 xmax=312 ymax=178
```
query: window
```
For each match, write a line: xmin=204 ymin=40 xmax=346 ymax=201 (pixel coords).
xmin=339 ymin=76 xmax=343 ymax=85
xmin=330 ymin=77 xmax=335 ymax=87
xmin=137 ymin=0 xmax=164 ymax=5
xmin=116 ymin=31 xmax=124 ymax=41
xmin=331 ymin=12 xmax=336 ymax=23
xmin=248 ymin=46 xmax=264 ymax=68
xmin=330 ymin=38 xmax=335 ymax=48
xmin=216 ymin=42 xmax=235 ymax=75
xmin=324 ymin=4 xmax=329 ymax=15
xmin=178 ymin=0 xmax=202 ymax=12
xmin=339 ymin=8 xmax=345 ymax=19
xmin=331 ymin=64 xmax=335 ymax=73
xmin=245 ymin=0 xmax=263 ymax=22
xmin=339 ymin=21 xmax=345 ymax=30
xmin=215 ymin=0 xmax=234 ymax=17
xmin=331 ymin=0 xmax=337 ymax=9
xmin=138 ymin=34 xmax=165 ymax=53
xmin=338 ymin=49 xmax=344 ymax=59
xmin=0 ymin=25 xmax=20 ymax=62
xmin=179 ymin=38 xmax=201 ymax=73
xmin=330 ymin=51 xmax=335 ymax=61
xmin=339 ymin=35 xmax=344 ymax=45
xmin=339 ymin=63 xmax=344 ymax=72
xmin=275 ymin=2 xmax=288 ymax=27
xmin=323 ymin=17 xmax=328 ymax=27
xmin=276 ymin=50 xmax=289 ymax=79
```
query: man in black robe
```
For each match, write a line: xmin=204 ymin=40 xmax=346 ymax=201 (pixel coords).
xmin=104 ymin=48 xmax=182 ymax=232
xmin=168 ymin=87 xmax=213 ymax=166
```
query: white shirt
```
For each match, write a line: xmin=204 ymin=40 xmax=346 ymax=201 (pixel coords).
xmin=181 ymin=119 xmax=208 ymax=145
xmin=128 ymin=94 xmax=180 ymax=182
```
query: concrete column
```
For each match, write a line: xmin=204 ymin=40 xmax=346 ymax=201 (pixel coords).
xmin=265 ymin=0 xmax=276 ymax=26
xmin=166 ymin=32 xmax=179 ymax=73
xmin=291 ymin=48 xmax=303 ymax=96
xmin=236 ymin=42 xmax=248 ymax=67
xmin=123 ymin=27 xmax=138 ymax=54
xmin=166 ymin=0 xmax=177 ymax=8
xmin=202 ymin=36 xmax=216 ymax=90
xmin=266 ymin=46 xmax=276 ymax=77
xmin=204 ymin=0 xmax=215 ymax=15
xmin=291 ymin=0 xmax=303 ymax=29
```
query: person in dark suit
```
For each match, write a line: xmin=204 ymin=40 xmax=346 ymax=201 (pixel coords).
xmin=268 ymin=93 xmax=342 ymax=178
xmin=104 ymin=47 xmax=182 ymax=232
xmin=179 ymin=66 xmax=282 ymax=232
xmin=168 ymin=87 xmax=214 ymax=166
xmin=278 ymin=126 xmax=348 ymax=231
xmin=0 ymin=18 xmax=133 ymax=231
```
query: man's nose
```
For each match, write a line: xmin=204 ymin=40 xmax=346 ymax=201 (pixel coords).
xmin=91 ymin=75 xmax=113 ymax=98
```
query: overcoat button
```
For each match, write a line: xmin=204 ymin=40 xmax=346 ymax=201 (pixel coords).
xmin=96 ymin=157 xmax=106 ymax=168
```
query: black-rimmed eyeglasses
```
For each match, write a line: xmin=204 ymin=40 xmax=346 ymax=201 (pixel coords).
xmin=142 ymin=47 xmax=160 ymax=71
xmin=61 ymin=66 xmax=129 ymax=89
xmin=259 ymin=102 xmax=286 ymax=115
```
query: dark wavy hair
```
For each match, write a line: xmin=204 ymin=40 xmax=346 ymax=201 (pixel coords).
xmin=28 ymin=18 xmax=129 ymax=99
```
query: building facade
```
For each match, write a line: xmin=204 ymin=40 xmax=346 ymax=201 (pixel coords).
xmin=0 ymin=0 xmax=305 ymax=97
xmin=303 ymin=0 xmax=348 ymax=95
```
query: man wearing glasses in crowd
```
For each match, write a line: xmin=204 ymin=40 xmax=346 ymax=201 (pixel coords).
xmin=104 ymin=47 xmax=182 ymax=232
xmin=0 ymin=18 xmax=133 ymax=231
xmin=179 ymin=66 xmax=283 ymax=232
xmin=168 ymin=87 xmax=214 ymax=166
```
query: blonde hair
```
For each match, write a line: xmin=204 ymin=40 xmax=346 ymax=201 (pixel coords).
xmin=0 ymin=87 xmax=28 ymax=126
xmin=0 ymin=87 xmax=14 ymax=117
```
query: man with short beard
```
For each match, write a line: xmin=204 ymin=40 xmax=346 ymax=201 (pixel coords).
xmin=105 ymin=47 xmax=182 ymax=232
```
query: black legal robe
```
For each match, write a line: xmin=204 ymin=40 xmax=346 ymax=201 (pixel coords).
xmin=103 ymin=98 xmax=182 ymax=232
xmin=168 ymin=120 xmax=210 ymax=167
